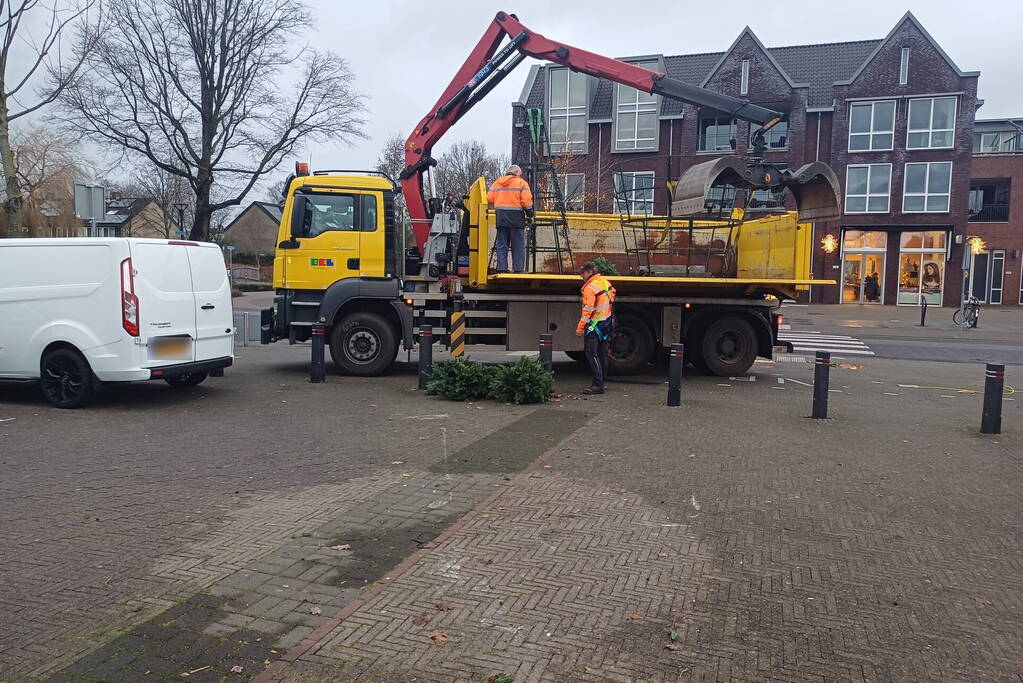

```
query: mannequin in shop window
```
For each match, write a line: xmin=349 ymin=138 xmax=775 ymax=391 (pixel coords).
xmin=864 ymin=272 xmax=880 ymax=302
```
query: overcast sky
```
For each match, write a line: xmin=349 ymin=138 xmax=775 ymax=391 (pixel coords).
xmin=305 ymin=0 xmax=1023 ymax=173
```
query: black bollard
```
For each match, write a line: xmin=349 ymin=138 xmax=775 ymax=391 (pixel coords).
xmin=812 ymin=350 xmax=831 ymax=419
xmin=667 ymin=343 xmax=683 ymax=407
xmin=981 ymin=363 xmax=1005 ymax=434
xmin=539 ymin=333 xmax=553 ymax=373
xmin=418 ymin=325 xmax=433 ymax=390
xmin=310 ymin=324 xmax=326 ymax=383
xmin=920 ymin=299 xmax=928 ymax=326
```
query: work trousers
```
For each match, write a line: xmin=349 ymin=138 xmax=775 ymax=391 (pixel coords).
xmin=495 ymin=225 xmax=527 ymax=272
xmin=584 ymin=318 xmax=612 ymax=390
xmin=495 ymin=208 xmax=527 ymax=272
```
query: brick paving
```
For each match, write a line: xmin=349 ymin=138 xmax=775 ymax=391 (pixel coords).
xmin=3 ymin=344 xmax=1022 ymax=681
xmin=265 ymin=356 xmax=1022 ymax=682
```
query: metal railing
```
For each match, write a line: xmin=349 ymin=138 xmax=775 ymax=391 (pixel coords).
xmin=968 ymin=204 xmax=1010 ymax=222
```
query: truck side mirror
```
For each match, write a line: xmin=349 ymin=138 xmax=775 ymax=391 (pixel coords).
xmin=290 ymin=195 xmax=308 ymax=239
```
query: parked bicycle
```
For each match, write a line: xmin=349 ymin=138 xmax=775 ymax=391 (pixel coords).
xmin=953 ymin=295 xmax=981 ymax=328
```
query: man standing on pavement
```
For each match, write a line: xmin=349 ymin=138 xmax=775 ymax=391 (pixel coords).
xmin=576 ymin=261 xmax=616 ymax=395
xmin=487 ymin=165 xmax=534 ymax=273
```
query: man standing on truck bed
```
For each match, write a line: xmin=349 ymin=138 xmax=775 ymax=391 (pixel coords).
xmin=487 ymin=165 xmax=533 ymax=272
xmin=576 ymin=261 xmax=616 ymax=395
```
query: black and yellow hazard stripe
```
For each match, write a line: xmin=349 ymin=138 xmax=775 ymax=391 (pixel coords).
xmin=449 ymin=310 xmax=465 ymax=357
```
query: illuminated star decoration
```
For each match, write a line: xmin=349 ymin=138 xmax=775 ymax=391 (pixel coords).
xmin=820 ymin=234 xmax=838 ymax=254
xmin=967 ymin=236 xmax=987 ymax=255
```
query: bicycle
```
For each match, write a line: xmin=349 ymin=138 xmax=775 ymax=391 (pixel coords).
xmin=953 ymin=295 xmax=981 ymax=328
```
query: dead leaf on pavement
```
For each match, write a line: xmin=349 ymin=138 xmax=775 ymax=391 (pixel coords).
xmin=435 ymin=601 xmax=455 ymax=611
xmin=664 ymin=643 xmax=681 ymax=651
xmin=628 ymin=613 xmax=644 ymax=621
xmin=412 ymin=613 xmax=431 ymax=626
xmin=309 ymin=606 xmax=322 ymax=615
xmin=229 ymin=665 xmax=244 ymax=674
xmin=180 ymin=665 xmax=211 ymax=677
xmin=429 ymin=629 xmax=447 ymax=643
xmin=331 ymin=544 xmax=351 ymax=551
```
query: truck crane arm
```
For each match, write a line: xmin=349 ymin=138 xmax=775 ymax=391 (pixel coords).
xmin=400 ymin=11 xmax=841 ymax=253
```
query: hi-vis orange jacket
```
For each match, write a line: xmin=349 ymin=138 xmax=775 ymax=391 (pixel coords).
xmin=487 ymin=174 xmax=533 ymax=210
xmin=577 ymin=273 xmax=616 ymax=335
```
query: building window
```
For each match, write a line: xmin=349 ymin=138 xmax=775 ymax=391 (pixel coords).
xmin=897 ymin=231 xmax=947 ymax=305
xmin=746 ymin=188 xmax=785 ymax=211
xmin=548 ymin=68 xmax=587 ymax=154
xmin=699 ymin=115 xmax=735 ymax=152
xmin=903 ymin=162 xmax=952 ymax=212
xmin=613 ymin=171 xmax=655 ymax=215
xmin=907 ymin=97 xmax=956 ymax=149
xmin=841 ymin=230 xmax=888 ymax=304
xmin=974 ymin=131 xmax=1020 ymax=154
xmin=848 ymin=100 xmax=895 ymax=151
xmin=614 ymin=66 xmax=658 ymax=151
xmin=845 ymin=164 xmax=891 ymax=213
xmin=899 ymin=48 xmax=910 ymax=85
xmin=560 ymin=173 xmax=585 ymax=212
xmin=969 ymin=180 xmax=1010 ymax=222
xmin=740 ymin=59 xmax=749 ymax=96
xmin=750 ymin=120 xmax=788 ymax=149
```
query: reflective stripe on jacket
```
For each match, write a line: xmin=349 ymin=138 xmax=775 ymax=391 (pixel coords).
xmin=577 ymin=273 xmax=616 ymax=335
xmin=487 ymin=174 xmax=533 ymax=210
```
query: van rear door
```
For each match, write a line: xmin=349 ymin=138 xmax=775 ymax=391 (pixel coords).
xmin=185 ymin=243 xmax=234 ymax=362
xmin=131 ymin=242 xmax=197 ymax=366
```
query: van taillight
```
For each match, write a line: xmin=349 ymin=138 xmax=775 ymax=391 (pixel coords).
xmin=120 ymin=258 xmax=139 ymax=337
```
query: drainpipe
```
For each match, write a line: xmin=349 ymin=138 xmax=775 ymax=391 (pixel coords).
xmin=596 ymin=123 xmax=602 ymax=214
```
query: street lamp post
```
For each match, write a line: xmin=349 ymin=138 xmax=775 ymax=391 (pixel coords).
xmin=173 ymin=202 xmax=188 ymax=238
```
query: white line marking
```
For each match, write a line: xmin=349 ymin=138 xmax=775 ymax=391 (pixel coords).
xmin=728 ymin=376 xmax=756 ymax=382
xmin=883 ymin=392 xmax=899 ymax=396
xmin=777 ymin=377 xmax=784 ymax=384
xmin=690 ymin=494 xmax=702 ymax=511
xmin=783 ymin=377 xmax=812 ymax=387
xmin=0 ymin=418 xmax=15 ymax=423
xmin=897 ymin=384 xmax=920 ymax=388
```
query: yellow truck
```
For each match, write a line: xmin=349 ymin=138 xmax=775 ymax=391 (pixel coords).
xmin=261 ymin=168 xmax=830 ymax=377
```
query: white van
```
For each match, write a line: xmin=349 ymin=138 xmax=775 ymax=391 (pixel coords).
xmin=0 ymin=238 xmax=234 ymax=408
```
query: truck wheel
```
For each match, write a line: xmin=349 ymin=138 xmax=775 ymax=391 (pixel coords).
xmin=40 ymin=348 xmax=95 ymax=409
xmin=165 ymin=372 xmax=208 ymax=387
xmin=608 ymin=316 xmax=653 ymax=375
xmin=330 ymin=312 xmax=397 ymax=376
xmin=701 ymin=316 xmax=757 ymax=376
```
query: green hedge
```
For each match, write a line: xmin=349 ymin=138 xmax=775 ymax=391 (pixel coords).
xmin=426 ymin=357 xmax=553 ymax=404
xmin=236 ymin=282 xmax=273 ymax=292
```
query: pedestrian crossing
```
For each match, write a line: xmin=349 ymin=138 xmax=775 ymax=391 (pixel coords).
xmin=777 ymin=332 xmax=875 ymax=356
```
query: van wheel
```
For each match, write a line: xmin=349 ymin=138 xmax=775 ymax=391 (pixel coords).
xmin=165 ymin=372 xmax=208 ymax=387
xmin=330 ymin=312 xmax=398 ymax=376
xmin=40 ymin=348 xmax=95 ymax=409
xmin=702 ymin=316 xmax=757 ymax=376
xmin=608 ymin=316 xmax=653 ymax=375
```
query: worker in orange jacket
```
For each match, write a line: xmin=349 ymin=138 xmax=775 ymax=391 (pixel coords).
xmin=576 ymin=261 xmax=616 ymax=394
xmin=487 ymin=165 xmax=534 ymax=272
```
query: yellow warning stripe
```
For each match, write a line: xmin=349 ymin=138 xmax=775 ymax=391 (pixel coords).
xmin=449 ymin=311 xmax=465 ymax=357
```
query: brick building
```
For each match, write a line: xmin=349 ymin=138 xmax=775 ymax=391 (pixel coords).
xmin=967 ymin=118 xmax=1023 ymax=305
xmin=510 ymin=12 xmax=989 ymax=307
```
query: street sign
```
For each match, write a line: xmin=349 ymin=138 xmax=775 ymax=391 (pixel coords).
xmin=73 ymin=184 xmax=105 ymax=220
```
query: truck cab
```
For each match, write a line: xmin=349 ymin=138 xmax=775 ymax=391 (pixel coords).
xmin=263 ymin=169 xmax=412 ymax=375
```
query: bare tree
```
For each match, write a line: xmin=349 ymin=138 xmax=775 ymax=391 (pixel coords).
xmin=59 ymin=0 xmax=366 ymax=240
xmin=111 ymin=163 xmax=193 ymax=238
xmin=0 ymin=0 xmax=98 ymax=236
xmin=1 ymin=125 xmax=84 ymax=236
xmin=264 ymin=177 xmax=287 ymax=204
xmin=434 ymin=140 xmax=507 ymax=201
xmin=374 ymin=132 xmax=411 ymax=242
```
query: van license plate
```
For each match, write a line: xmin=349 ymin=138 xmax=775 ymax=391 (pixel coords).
xmin=153 ymin=338 xmax=192 ymax=360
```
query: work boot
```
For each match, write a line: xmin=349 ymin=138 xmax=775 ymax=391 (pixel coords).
xmin=582 ymin=386 xmax=604 ymax=395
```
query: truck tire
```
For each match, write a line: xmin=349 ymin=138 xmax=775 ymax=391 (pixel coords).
xmin=330 ymin=311 xmax=398 ymax=376
xmin=40 ymin=347 xmax=95 ymax=409
xmin=608 ymin=315 xmax=653 ymax=375
xmin=701 ymin=316 xmax=757 ymax=376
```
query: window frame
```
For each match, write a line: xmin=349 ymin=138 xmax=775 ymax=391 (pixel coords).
xmin=902 ymin=161 xmax=953 ymax=214
xmin=740 ymin=59 xmax=749 ymax=96
xmin=899 ymin=47 xmax=910 ymax=86
xmin=547 ymin=67 xmax=588 ymax=155
xmin=560 ymin=173 xmax=586 ymax=212
xmin=698 ymin=115 xmax=736 ymax=152
xmin=848 ymin=100 xmax=896 ymax=152
xmin=613 ymin=171 xmax=656 ymax=215
xmin=297 ymin=192 xmax=376 ymax=237
xmin=613 ymin=61 xmax=659 ymax=152
xmin=844 ymin=163 xmax=892 ymax=214
xmin=749 ymin=119 xmax=789 ymax=150
xmin=906 ymin=96 xmax=957 ymax=150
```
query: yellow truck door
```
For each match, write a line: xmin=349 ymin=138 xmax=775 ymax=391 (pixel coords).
xmin=283 ymin=192 xmax=364 ymax=290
